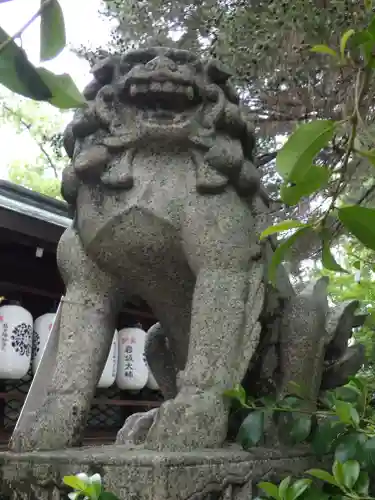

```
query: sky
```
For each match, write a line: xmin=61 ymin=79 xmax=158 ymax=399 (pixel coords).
xmin=0 ymin=0 xmax=116 ymax=179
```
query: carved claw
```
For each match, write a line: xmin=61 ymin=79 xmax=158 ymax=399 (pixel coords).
xmin=325 ymin=300 xmax=360 ymax=358
xmin=322 ymin=344 xmax=365 ymax=390
xmin=145 ymin=390 xmax=228 ymax=451
xmin=115 ymin=408 xmax=158 ymax=446
xmin=322 ymin=299 xmax=364 ymax=390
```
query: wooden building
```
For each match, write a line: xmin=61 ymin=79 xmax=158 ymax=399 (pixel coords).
xmin=0 ymin=181 xmax=162 ymax=447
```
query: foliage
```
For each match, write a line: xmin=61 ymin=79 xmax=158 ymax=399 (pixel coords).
xmin=0 ymin=0 xmax=85 ymax=109
xmin=312 ymin=240 xmax=375 ymax=366
xmin=7 ymin=160 xmax=63 ymax=199
xmin=226 ymin=377 xmax=375 ymax=499
xmin=253 ymin=5 xmax=375 ymax=283
xmin=63 ymin=473 xmax=119 ymax=500
xmin=0 ymin=94 xmax=67 ymax=198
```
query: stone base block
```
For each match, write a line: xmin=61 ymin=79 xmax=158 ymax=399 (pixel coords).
xmin=0 ymin=445 xmax=324 ymax=500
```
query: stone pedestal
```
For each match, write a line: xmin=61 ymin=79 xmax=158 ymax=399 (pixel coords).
xmin=0 ymin=445 xmax=324 ymax=500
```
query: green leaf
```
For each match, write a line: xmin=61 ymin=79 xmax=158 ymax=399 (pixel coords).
xmin=86 ymin=474 xmax=102 ymax=500
xmin=363 ymin=436 xmax=375 ymax=467
xmin=306 ymin=469 xmax=338 ymax=486
xmin=237 ymin=411 xmax=264 ymax=449
xmin=337 ymin=383 xmax=361 ymax=406
xmin=268 ymin=227 xmax=310 ymax=285
xmin=350 ymin=30 xmax=373 ymax=48
xmin=348 ymin=29 xmax=375 ymax=63
xmin=332 ymin=460 xmax=346 ymax=488
xmin=367 ymin=15 xmax=375 ymax=38
xmin=223 ymin=384 xmax=247 ymax=406
xmin=338 ymin=206 xmax=375 ymax=251
xmin=40 ymin=0 xmax=66 ymax=61
xmin=280 ymin=166 xmax=330 ymax=206
xmin=335 ymin=400 xmax=356 ymax=425
xmin=259 ymin=220 xmax=309 ymax=240
xmin=310 ymin=45 xmax=338 ymax=57
xmin=62 ymin=475 xmax=86 ymax=491
xmin=36 ymin=68 xmax=86 ymax=109
xmin=0 ymin=26 xmax=52 ymax=100
xmin=278 ymin=476 xmax=291 ymax=500
xmin=350 ymin=407 xmax=359 ymax=427
xmin=301 ymin=486 xmax=330 ymax=500
xmin=290 ymin=415 xmax=312 ymax=443
xmin=287 ymin=479 xmax=312 ymax=500
xmin=319 ymin=390 xmax=337 ymax=409
xmin=347 ymin=376 xmax=366 ymax=394
xmin=258 ymin=482 xmax=280 ymax=500
xmin=341 ymin=460 xmax=360 ymax=489
xmin=312 ymin=419 xmax=346 ymax=456
xmin=340 ymin=29 xmax=355 ymax=59
xmin=322 ymin=236 xmax=348 ymax=273
xmin=276 ymin=120 xmax=336 ymax=182
xmin=354 ymin=471 xmax=369 ymax=495
xmin=334 ymin=433 xmax=361 ymax=463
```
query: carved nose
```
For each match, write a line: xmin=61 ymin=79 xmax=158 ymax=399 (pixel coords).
xmin=145 ymin=56 xmax=177 ymax=72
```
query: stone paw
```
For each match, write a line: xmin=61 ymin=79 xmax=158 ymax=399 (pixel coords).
xmin=115 ymin=408 xmax=158 ymax=446
xmin=144 ymin=390 xmax=228 ymax=451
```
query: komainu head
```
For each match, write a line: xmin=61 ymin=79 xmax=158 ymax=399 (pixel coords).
xmin=62 ymin=47 xmax=259 ymax=210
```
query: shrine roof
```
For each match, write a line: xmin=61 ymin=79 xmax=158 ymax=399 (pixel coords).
xmin=0 ymin=180 xmax=71 ymax=230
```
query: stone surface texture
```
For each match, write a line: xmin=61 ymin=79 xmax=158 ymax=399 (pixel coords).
xmin=0 ymin=445 xmax=328 ymax=500
xmin=8 ymin=46 xmax=364 ymax=462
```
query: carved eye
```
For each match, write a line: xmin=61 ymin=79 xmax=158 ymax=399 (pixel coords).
xmin=120 ymin=49 xmax=158 ymax=67
xmin=165 ymin=49 xmax=197 ymax=66
xmin=192 ymin=60 xmax=203 ymax=73
xmin=206 ymin=60 xmax=233 ymax=84
xmin=119 ymin=62 xmax=133 ymax=75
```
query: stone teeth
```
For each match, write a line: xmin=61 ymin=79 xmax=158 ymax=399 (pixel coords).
xmin=129 ymin=80 xmax=195 ymax=98
xmin=186 ymin=86 xmax=194 ymax=100
xmin=162 ymin=82 xmax=175 ymax=92
xmin=150 ymin=82 xmax=162 ymax=92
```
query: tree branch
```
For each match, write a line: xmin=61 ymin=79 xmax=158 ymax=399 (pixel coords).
xmin=1 ymin=103 xmax=59 ymax=178
xmin=256 ymin=151 xmax=279 ymax=166
xmin=0 ymin=0 xmax=53 ymax=53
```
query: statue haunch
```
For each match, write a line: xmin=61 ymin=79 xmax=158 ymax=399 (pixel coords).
xmin=9 ymin=47 xmax=364 ymax=454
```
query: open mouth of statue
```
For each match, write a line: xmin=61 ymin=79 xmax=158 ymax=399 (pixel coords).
xmin=122 ymin=78 xmax=202 ymax=118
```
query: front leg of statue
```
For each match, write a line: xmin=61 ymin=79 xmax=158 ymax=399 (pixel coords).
xmin=9 ymin=228 xmax=124 ymax=452
xmin=145 ymin=192 xmax=264 ymax=451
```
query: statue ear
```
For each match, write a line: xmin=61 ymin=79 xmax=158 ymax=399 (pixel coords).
xmin=325 ymin=299 xmax=360 ymax=357
xmin=206 ymin=59 xmax=232 ymax=84
xmin=90 ymin=56 xmax=116 ymax=85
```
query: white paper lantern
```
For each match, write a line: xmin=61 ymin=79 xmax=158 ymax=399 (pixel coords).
xmin=32 ymin=313 xmax=55 ymax=374
xmin=0 ymin=304 xmax=33 ymax=379
xmin=146 ymin=369 xmax=159 ymax=391
xmin=145 ymin=324 xmax=159 ymax=391
xmin=97 ymin=330 xmax=118 ymax=389
xmin=116 ymin=327 xmax=148 ymax=390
